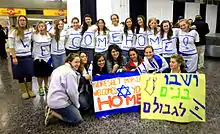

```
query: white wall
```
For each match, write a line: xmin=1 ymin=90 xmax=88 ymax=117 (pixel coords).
xmin=97 ymin=0 xmax=129 ymax=26
xmin=206 ymin=4 xmax=218 ymax=34
xmin=67 ymin=0 xmax=81 ymax=26
xmin=184 ymin=2 xmax=200 ymax=20
xmin=96 ymin=0 xmax=112 ymax=25
xmin=119 ymin=0 xmax=130 ymax=23
xmin=147 ymin=0 xmax=173 ymax=22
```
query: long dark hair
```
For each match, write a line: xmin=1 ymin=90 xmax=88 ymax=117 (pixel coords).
xmin=81 ymin=14 xmax=92 ymax=35
xmin=78 ymin=51 xmax=89 ymax=75
xmin=92 ymin=53 xmax=107 ymax=75
xmin=54 ymin=19 xmax=63 ymax=42
xmin=128 ymin=48 xmax=143 ymax=65
xmin=124 ymin=18 xmax=135 ymax=36
xmin=160 ymin=20 xmax=173 ymax=40
xmin=97 ymin=19 xmax=109 ymax=35
xmin=111 ymin=14 xmax=119 ymax=23
xmin=136 ymin=15 xmax=147 ymax=34
xmin=107 ymin=44 xmax=124 ymax=67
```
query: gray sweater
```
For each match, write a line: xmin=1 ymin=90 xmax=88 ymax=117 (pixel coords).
xmin=106 ymin=56 xmax=127 ymax=73
xmin=47 ymin=63 xmax=81 ymax=109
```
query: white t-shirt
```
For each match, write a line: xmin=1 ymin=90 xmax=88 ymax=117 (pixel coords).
xmin=161 ymin=29 xmax=178 ymax=57
xmin=135 ymin=28 xmax=148 ymax=50
xmin=108 ymin=24 xmax=123 ymax=47
xmin=121 ymin=30 xmax=136 ymax=51
xmin=47 ymin=24 xmax=53 ymax=32
xmin=147 ymin=29 xmax=162 ymax=55
xmin=32 ymin=33 xmax=52 ymax=62
xmin=8 ymin=28 xmax=33 ymax=56
xmin=95 ymin=31 xmax=109 ymax=53
xmin=51 ymin=29 xmax=66 ymax=55
xmin=178 ymin=29 xmax=199 ymax=55
xmin=65 ymin=28 xmax=82 ymax=51
xmin=81 ymin=25 xmax=97 ymax=49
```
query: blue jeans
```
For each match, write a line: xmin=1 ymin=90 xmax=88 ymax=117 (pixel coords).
xmin=52 ymin=105 xmax=83 ymax=124
xmin=52 ymin=92 xmax=92 ymax=125
xmin=52 ymin=53 xmax=66 ymax=69
xmin=79 ymin=91 xmax=93 ymax=110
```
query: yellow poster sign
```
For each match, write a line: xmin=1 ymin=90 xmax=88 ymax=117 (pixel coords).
xmin=0 ymin=8 xmax=26 ymax=16
xmin=141 ymin=73 xmax=206 ymax=122
xmin=43 ymin=9 xmax=67 ymax=16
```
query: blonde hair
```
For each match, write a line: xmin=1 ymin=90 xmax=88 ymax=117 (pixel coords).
xmin=148 ymin=17 xmax=159 ymax=35
xmin=15 ymin=15 xmax=29 ymax=39
xmin=65 ymin=53 xmax=80 ymax=63
xmin=35 ymin=21 xmax=47 ymax=35
xmin=170 ymin=54 xmax=186 ymax=68
xmin=179 ymin=19 xmax=190 ymax=30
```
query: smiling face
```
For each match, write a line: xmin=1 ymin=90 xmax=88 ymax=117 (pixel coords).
xmin=150 ymin=20 xmax=157 ymax=29
xmin=111 ymin=49 xmax=119 ymax=60
xmin=179 ymin=20 xmax=189 ymax=32
xmin=70 ymin=57 xmax=81 ymax=70
xmin=144 ymin=47 xmax=154 ymax=60
xmin=80 ymin=53 xmax=88 ymax=64
xmin=170 ymin=58 xmax=179 ymax=71
xmin=18 ymin=16 xmax=27 ymax=28
xmin=97 ymin=56 xmax=105 ymax=68
xmin=85 ymin=17 xmax=92 ymax=26
xmin=97 ymin=20 xmax=104 ymax=29
xmin=57 ymin=20 xmax=64 ymax=30
xmin=72 ymin=19 xmax=79 ymax=30
xmin=111 ymin=15 xmax=119 ymax=25
xmin=129 ymin=50 xmax=138 ymax=62
xmin=126 ymin=19 xmax=132 ymax=29
xmin=162 ymin=22 xmax=170 ymax=33
xmin=137 ymin=17 xmax=144 ymax=27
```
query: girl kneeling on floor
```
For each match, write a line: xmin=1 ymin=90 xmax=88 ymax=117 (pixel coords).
xmin=45 ymin=53 xmax=88 ymax=126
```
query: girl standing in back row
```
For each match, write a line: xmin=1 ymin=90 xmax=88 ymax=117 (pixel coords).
xmin=177 ymin=19 xmax=199 ymax=73
xmin=8 ymin=15 xmax=36 ymax=99
xmin=95 ymin=19 xmax=109 ymax=57
xmin=147 ymin=18 xmax=162 ymax=55
xmin=108 ymin=14 xmax=123 ymax=47
xmin=50 ymin=19 xmax=66 ymax=69
xmin=81 ymin=14 xmax=97 ymax=64
xmin=160 ymin=20 xmax=178 ymax=64
xmin=135 ymin=15 xmax=148 ymax=58
xmin=121 ymin=17 xmax=136 ymax=62
xmin=65 ymin=17 xmax=82 ymax=56
xmin=32 ymin=21 xmax=53 ymax=96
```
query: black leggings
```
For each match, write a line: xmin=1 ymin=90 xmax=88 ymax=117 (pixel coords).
xmin=18 ymin=77 xmax=32 ymax=83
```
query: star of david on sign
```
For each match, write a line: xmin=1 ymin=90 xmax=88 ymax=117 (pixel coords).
xmin=117 ymin=85 xmax=131 ymax=98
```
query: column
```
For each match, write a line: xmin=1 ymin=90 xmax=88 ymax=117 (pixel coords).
xmin=185 ymin=2 xmax=200 ymax=20
xmin=67 ymin=0 xmax=81 ymax=26
xmin=147 ymin=0 xmax=173 ymax=22
xmin=206 ymin=4 xmax=217 ymax=33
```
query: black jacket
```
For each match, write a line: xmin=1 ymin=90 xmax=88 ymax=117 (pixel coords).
xmin=0 ymin=25 xmax=7 ymax=44
xmin=193 ymin=21 xmax=209 ymax=46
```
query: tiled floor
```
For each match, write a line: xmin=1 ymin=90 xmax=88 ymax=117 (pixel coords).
xmin=0 ymin=57 xmax=220 ymax=134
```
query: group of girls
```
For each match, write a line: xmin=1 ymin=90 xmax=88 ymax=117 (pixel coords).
xmin=44 ymin=44 xmax=188 ymax=126
xmin=65 ymin=14 xmax=199 ymax=74
xmin=8 ymin=13 xmax=199 ymax=126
